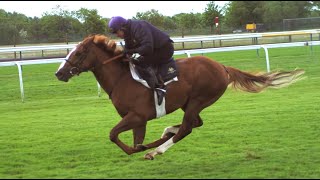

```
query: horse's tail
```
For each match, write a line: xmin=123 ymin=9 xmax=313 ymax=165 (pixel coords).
xmin=225 ymin=66 xmax=305 ymax=93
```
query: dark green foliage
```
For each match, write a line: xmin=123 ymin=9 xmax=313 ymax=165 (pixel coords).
xmin=0 ymin=1 xmax=318 ymax=45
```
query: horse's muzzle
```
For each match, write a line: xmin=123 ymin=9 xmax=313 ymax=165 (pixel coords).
xmin=55 ymin=71 xmax=69 ymax=82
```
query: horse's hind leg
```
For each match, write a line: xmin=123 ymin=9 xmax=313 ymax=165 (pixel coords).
xmin=161 ymin=124 xmax=180 ymax=138
xmin=161 ymin=115 xmax=203 ymax=137
xmin=138 ymin=132 xmax=175 ymax=151
xmin=144 ymin=104 xmax=205 ymax=160
xmin=193 ymin=115 xmax=204 ymax=128
xmin=143 ymin=84 xmax=225 ymax=160
xmin=144 ymin=111 xmax=195 ymax=160
xmin=161 ymin=109 xmax=203 ymax=137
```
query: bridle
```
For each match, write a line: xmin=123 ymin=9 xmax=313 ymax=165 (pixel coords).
xmin=65 ymin=51 xmax=89 ymax=76
xmin=63 ymin=45 xmax=125 ymax=76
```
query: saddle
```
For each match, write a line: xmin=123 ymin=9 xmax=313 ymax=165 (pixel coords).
xmin=135 ymin=57 xmax=179 ymax=86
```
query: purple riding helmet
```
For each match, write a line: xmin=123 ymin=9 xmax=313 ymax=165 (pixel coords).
xmin=108 ymin=16 xmax=128 ymax=33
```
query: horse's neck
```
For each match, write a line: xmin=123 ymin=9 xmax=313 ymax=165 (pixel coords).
xmin=92 ymin=58 xmax=127 ymax=96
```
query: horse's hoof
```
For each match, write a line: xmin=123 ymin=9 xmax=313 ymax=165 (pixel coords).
xmin=144 ymin=153 xmax=154 ymax=160
xmin=136 ymin=144 xmax=148 ymax=151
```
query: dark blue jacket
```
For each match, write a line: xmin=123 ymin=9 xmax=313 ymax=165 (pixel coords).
xmin=124 ymin=20 xmax=172 ymax=56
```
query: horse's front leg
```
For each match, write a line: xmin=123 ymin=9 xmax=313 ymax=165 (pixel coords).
xmin=133 ymin=125 xmax=148 ymax=151
xmin=109 ymin=112 xmax=146 ymax=155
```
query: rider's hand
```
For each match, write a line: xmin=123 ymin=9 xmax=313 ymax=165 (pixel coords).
xmin=130 ymin=53 xmax=144 ymax=65
xmin=131 ymin=53 xmax=141 ymax=60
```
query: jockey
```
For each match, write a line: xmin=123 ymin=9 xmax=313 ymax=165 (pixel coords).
xmin=108 ymin=16 xmax=174 ymax=105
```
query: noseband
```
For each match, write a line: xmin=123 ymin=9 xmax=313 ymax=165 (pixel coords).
xmin=65 ymin=52 xmax=89 ymax=76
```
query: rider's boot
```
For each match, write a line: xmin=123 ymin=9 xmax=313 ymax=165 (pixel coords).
xmin=155 ymin=73 xmax=166 ymax=105
xmin=144 ymin=66 xmax=166 ymax=105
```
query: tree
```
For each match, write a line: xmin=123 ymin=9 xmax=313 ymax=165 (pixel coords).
xmin=134 ymin=9 xmax=165 ymax=28
xmin=202 ymin=1 xmax=223 ymax=33
xmin=0 ymin=9 xmax=30 ymax=45
xmin=224 ymin=1 xmax=264 ymax=30
xmin=309 ymin=1 xmax=320 ymax=17
xmin=76 ymin=8 xmax=107 ymax=36
xmin=173 ymin=12 xmax=201 ymax=36
xmin=162 ymin=16 xmax=177 ymax=30
xmin=263 ymin=1 xmax=312 ymax=30
xmin=39 ymin=5 xmax=82 ymax=42
xmin=27 ymin=17 xmax=41 ymax=43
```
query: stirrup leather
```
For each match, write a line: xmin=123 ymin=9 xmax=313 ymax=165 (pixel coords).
xmin=155 ymin=88 xmax=166 ymax=105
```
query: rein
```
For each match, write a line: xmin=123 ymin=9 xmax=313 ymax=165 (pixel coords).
xmin=103 ymin=53 xmax=125 ymax=64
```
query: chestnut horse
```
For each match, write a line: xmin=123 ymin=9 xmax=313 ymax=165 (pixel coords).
xmin=55 ymin=34 xmax=304 ymax=160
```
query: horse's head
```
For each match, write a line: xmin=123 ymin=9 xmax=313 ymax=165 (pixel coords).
xmin=55 ymin=34 xmax=123 ymax=82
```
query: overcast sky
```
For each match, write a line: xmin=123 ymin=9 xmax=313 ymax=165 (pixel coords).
xmin=0 ymin=1 xmax=228 ymax=19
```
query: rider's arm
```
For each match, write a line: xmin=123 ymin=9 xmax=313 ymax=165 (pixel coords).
xmin=127 ymin=22 xmax=154 ymax=56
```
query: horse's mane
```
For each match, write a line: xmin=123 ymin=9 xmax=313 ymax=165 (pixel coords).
xmin=81 ymin=34 xmax=123 ymax=56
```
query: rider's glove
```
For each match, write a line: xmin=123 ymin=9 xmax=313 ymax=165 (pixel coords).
xmin=130 ymin=53 xmax=144 ymax=65
xmin=131 ymin=53 xmax=141 ymax=60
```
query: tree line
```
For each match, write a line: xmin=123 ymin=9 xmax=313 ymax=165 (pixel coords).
xmin=0 ymin=1 xmax=319 ymax=45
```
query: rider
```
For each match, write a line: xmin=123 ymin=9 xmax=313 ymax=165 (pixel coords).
xmin=108 ymin=16 xmax=174 ymax=105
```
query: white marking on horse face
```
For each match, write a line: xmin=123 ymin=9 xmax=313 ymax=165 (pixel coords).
xmin=56 ymin=47 xmax=77 ymax=73
xmin=56 ymin=61 xmax=66 ymax=73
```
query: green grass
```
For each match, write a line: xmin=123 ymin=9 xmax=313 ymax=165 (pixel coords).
xmin=0 ymin=46 xmax=320 ymax=178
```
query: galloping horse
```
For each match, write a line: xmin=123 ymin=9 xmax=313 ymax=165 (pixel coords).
xmin=55 ymin=34 xmax=304 ymax=160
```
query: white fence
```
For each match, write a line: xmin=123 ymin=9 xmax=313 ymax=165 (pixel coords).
xmin=1 ymin=29 xmax=318 ymax=55
xmin=0 ymin=34 xmax=261 ymax=55
xmin=1 ymin=30 xmax=319 ymax=102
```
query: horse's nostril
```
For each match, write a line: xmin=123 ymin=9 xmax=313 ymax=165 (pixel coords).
xmin=55 ymin=72 xmax=62 ymax=78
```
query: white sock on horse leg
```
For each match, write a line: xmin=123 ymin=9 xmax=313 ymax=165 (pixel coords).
xmin=161 ymin=126 xmax=179 ymax=138
xmin=155 ymin=137 xmax=175 ymax=154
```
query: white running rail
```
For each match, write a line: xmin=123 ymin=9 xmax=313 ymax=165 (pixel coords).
xmin=1 ymin=37 xmax=319 ymax=102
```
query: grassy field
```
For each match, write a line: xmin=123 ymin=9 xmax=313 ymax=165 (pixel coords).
xmin=0 ymin=46 xmax=320 ymax=178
